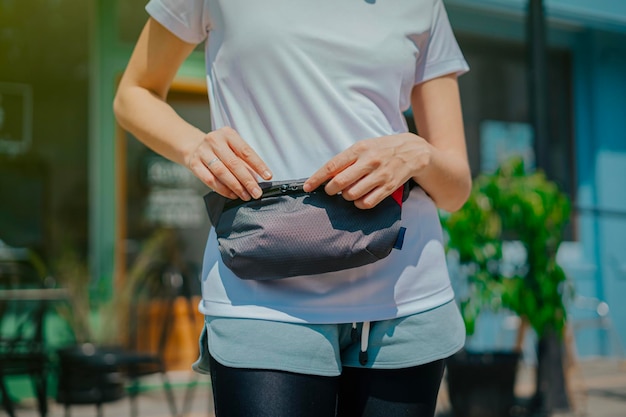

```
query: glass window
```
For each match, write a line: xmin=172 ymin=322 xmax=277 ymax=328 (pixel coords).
xmin=456 ymin=36 xmax=575 ymax=198
xmin=121 ymin=88 xmax=212 ymax=272
xmin=404 ymin=35 xmax=575 ymax=238
xmin=118 ymin=0 xmax=150 ymax=45
xmin=0 ymin=0 xmax=90 ymax=262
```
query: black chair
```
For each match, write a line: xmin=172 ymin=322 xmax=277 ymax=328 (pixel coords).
xmin=119 ymin=260 xmax=201 ymax=417
xmin=56 ymin=343 xmax=127 ymax=417
xmin=119 ymin=261 xmax=179 ymax=417
xmin=55 ymin=258 xmax=202 ymax=417
xmin=0 ymin=261 xmax=51 ymax=417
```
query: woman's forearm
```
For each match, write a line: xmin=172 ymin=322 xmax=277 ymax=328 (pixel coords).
xmin=114 ymin=18 xmax=271 ymax=201
xmin=410 ymin=74 xmax=472 ymax=213
xmin=113 ymin=17 xmax=205 ymax=168
xmin=113 ymin=84 xmax=205 ymax=167
xmin=411 ymin=140 xmax=472 ymax=213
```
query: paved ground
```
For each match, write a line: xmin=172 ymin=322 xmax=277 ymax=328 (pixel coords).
xmin=560 ymin=358 xmax=626 ymax=417
xmin=8 ymin=358 xmax=626 ymax=417
xmin=436 ymin=358 xmax=626 ymax=417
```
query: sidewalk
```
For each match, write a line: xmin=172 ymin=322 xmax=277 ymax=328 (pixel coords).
xmin=435 ymin=357 xmax=626 ymax=417
xmin=10 ymin=372 xmax=215 ymax=417
xmin=9 ymin=358 xmax=626 ymax=417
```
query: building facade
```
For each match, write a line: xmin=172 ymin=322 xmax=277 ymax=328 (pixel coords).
xmin=1 ymin=0 xmax=625 ymax=358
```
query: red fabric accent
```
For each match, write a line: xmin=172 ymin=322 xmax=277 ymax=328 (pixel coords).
xmin=391 ymin=185 xmax=404 ymax=206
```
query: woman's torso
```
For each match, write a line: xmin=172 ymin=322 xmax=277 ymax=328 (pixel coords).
xmin=146 ymin=0 xmax=468 ymax=323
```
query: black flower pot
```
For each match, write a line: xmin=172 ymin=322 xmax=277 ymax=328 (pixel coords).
xmin=56 ymin=343 xmax=127 ymax=406
xmin=446 ymin=350 xmax=520 ymax=417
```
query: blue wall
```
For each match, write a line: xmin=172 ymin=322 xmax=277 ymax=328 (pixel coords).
xmin=448 ymin=0 xmax=626 ymax=32
xmin=571 ymin=29 xmax=626 ymax=357
xmin=447 ymin=0 xmax=626 ymax=358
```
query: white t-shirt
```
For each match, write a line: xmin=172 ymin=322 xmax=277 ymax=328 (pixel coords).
xmin=146 ymin=0 xmax=469 ymax=324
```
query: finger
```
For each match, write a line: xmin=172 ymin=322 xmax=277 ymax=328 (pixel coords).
xmin=334 ymin=165 xmax=405 ymax=210
xmin=339 ymin=177 xmax=388 ymax=209
xmin=214 ymin=148 xmax=268 ymax=199
xmin=303 ymin=152 xmax=356 ymax=193
xmin=208 ymin=176 xmax=239 ymax=200
xmin=354 ymin=191 xmax=385 ymax=210
xmin=218 ymin=129 xmax=273 ymax=198
xmin=229 ymin=137 xmax=273 ymax=181
xmin=199 ymin=131 xmax=259 ymax=200
xmin=205 ymin=154 xmax=254 ymax=200
xmin=188 ymin=157 xmax=238 ymax=199
xmin=215 ymin=127 xmax=272 ymax=182
xmin=356 ymin=176 xmax=409 ymax=209
xmin=334 ymin=173 xmax=386 ymax=206
xmin=194 ymin=145 xmax=252 ymax=200
xmin=320 ymin=153 xmax=384 ymax=197
xmin=338 ymin=175 xmax=371 ymax=202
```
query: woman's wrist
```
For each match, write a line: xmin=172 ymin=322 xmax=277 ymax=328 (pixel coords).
xmin=406 ymin=133 xmax=434 ymax=183
xmin=409 ymin=138 xmax=471 ymax=212
xmin=180 ymin=130 xmax=207 ymax=169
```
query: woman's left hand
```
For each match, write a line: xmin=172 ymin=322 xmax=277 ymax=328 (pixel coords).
xmin=305 ymin=74 xmax=472 ymax=212
xmin=303 ymin=132 xmax=431 ymax=209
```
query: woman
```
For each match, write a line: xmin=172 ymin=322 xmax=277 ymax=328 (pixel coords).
xmin=114 ymin=1 xmax=471 ymax=416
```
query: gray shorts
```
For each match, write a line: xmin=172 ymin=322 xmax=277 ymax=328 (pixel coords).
xmin=192 ymin=300 xmax=465 ymax=377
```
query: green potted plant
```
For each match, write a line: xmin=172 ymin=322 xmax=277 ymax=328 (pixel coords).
xmin=52 ymin=228 xmax=177 ymax=346
xmin=440 ymin=156 xmax=572 ymax=417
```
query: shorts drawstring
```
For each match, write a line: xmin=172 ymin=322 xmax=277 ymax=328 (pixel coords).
xmin=351 ymin=322 xmax=358 ymax=342
xmin=360 ymin=321 xmax=370 ymax=365
xmin=352 ymin=321 xmax=370 ymax=366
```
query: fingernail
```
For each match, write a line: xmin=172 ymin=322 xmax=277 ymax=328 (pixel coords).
xmin=251 ymin=188 xmax=262 ymax=199
xmin=242 ymin=191 xmax=252 ymax=200
xmin=263 ymin=170 xmax=272 ymax=180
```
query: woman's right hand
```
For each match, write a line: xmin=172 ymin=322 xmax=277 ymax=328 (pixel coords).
xmin=114 ymin=18 xmax=272 ymax=202
xmin=184 ymin=126 xmax=272 ymax=201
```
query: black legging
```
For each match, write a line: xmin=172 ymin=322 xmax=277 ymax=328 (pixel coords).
xmin=209 ymin=355 xmax=445 ymax=417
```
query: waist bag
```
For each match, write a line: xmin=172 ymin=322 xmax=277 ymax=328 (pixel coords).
xmin=203 ymin=178 xmax=412 ymax=280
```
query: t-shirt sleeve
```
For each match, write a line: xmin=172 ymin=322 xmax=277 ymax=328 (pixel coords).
xmin=414 ymin=0 xmax=469 ymax=85
xmin=145 ymin=0 xmax=211 ymax=44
